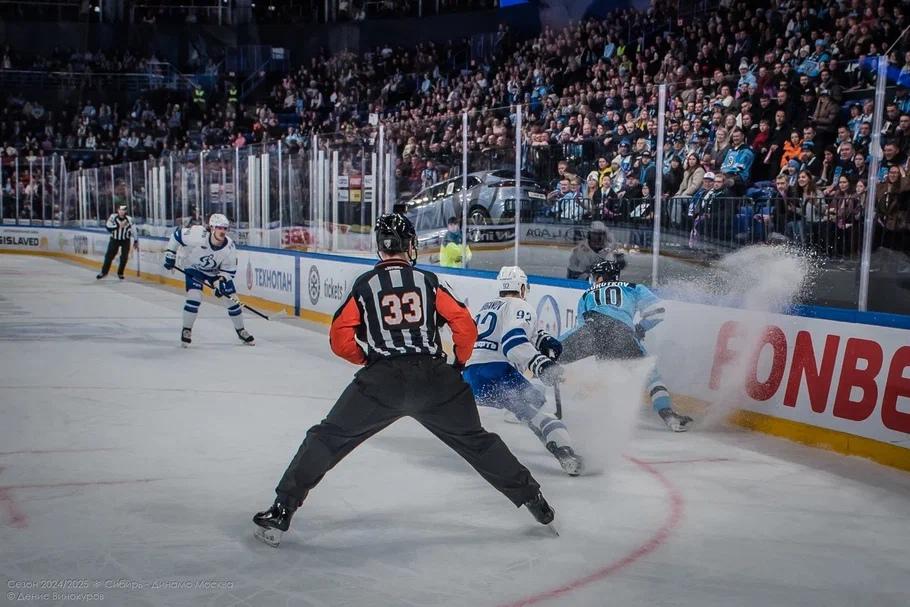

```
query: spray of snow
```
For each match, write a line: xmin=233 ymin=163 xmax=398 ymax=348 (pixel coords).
xmin=660 ymin=245 xmax=816 ymax=427
xmin=559 ymin=357 xmax=656 ymax=477
xmin=660 ymin=245 xmax=816 ymax=313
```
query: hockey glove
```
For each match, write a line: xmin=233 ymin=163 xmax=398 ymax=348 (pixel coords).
xmin=535 ymin=331 xmax=563 ymax=360
xmin=163 ymin=250 xmax=176 ymax=270
xmin=451 ymin=361 xmax=466 ymax=373
xmin=214 ymin=278 xmax=236 ymax=298
xmin=634 ymin=323 xmax=646 ymax=340
xmin=530 ymin=354 xmax=564 ymax=387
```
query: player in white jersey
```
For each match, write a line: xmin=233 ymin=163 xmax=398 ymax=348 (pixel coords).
xmin=163 ymin=213 xmax=254 ymax=347
xmin=463 ymin=266 xmax=583 ymax=476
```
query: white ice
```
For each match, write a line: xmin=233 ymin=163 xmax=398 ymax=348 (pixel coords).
xmin=1 ymin=255 xmax=909 ymax=607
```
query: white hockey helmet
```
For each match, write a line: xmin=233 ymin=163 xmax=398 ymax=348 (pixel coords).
xmin=497 ymin=266 xmax=528 ymax=296
xmin=208 ymin=213 xmax=230 ymax=229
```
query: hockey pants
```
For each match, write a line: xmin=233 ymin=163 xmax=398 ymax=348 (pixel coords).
xmin=276 ymin=355 xmax=541 ymax=508
xmin=560 ymin=316 xmax=672 ymax=412
xmin=100 ymin=238 xmax=130 ymax=276
xmin=462 ymin=362 xmax=572 ymax=449
xmin=181 ymin=269 xmax=244 ymax=331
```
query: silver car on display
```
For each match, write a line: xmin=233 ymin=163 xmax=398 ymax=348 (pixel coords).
xmin=404 ymin=170 xmax=548 ymax=247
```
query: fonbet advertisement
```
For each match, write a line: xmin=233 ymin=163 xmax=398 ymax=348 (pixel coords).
xmin=654 ymin=302 xmax=910 ymax=446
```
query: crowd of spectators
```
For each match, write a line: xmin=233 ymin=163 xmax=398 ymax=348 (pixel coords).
xmin=2 ymin=0 xmax=910 ymax=254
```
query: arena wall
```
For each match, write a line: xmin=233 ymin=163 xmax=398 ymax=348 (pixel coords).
xmin=3 ymin=225 xmax=908 ymax=471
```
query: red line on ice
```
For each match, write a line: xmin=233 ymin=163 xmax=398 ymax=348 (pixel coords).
xmin=0 ymin=488 xmax=27 ymax=528
xmin=0 ymin=468 xmax=27 ymax=528
xmin=643 ymin=457 xmax=732 ymax=465
xmin=0 ymin=475 xmax=164 ymax=529
xmin=499 ymin=456 xmax=685 ymax=607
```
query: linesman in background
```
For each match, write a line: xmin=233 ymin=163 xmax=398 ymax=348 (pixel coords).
xmin=97 ymin=205 xmax=139 ymax=280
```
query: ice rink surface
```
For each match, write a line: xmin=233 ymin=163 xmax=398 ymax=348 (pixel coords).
xmin=2 ymin=255 xmax=909 ymax=607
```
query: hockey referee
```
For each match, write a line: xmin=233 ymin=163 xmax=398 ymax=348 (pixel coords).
xmin=97 ymin=205 xmax=139 ymax=280
xmin=252 ymin=213 xmax=554 ymax=547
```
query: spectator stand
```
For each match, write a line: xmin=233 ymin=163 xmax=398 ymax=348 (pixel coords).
xmin=2 ymin=0 xmax=910 ymax=312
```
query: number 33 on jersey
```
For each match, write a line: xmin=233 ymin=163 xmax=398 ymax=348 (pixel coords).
xmin=380 ymin=290 xmax=423 ymax=328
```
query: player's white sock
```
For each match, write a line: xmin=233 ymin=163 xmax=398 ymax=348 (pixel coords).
xmin=227 ymin=303 xmax=244 ymax=330
xmin=527 ymin=412 xmax=583 ymax=476
xmin=529 ymin=410 xmax=573 ymax=451
xmin=182 ymin=298 xmax=200 ymax=329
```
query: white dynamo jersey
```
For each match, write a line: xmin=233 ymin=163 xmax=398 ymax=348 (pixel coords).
xmin=167 ymin=225 xmax=238 ymax=279
xmin=466 ymin=296 xmax=541 ymax=371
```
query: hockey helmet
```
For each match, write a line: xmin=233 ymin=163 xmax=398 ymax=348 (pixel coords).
xmin=208 ymin=213 xmax=230 ymax=229
xmin=587 ymin=221 xmax=608 ymax=250
xmin=590 ymin=258 xmax=623 ymax=284
xmin=375 ymin=212 xmax=418 ymax=264
xmin=497 ymin=265 xmax=528 ymax=296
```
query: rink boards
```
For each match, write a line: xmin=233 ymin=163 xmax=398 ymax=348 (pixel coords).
xmin=2 ymin=225 xmax=909 ymax=471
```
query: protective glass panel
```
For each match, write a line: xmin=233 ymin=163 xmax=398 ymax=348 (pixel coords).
xmin=651 ymin=66 xmax=861 ymax=313
xmin=865 ymin=60 xmax=909 ymax=315
xmin=515 ymin=103 xmax=606 ymax=283
xmin=1 ymin=156 xmax=15 ymax=224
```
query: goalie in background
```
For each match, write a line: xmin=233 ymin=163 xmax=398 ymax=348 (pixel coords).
xmin=566 ymin=221 xmax=622 ymax=280
xmin=439 ymin=216 xmax=472 ymax=268
xmin=463 ymin=266 xmax=584 ymax=475
xmin=559 ymin=259 xmax=693 ymax=432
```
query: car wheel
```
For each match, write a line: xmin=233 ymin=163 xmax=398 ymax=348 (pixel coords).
xmin=469 ymin=206 xmax=491 ymax=226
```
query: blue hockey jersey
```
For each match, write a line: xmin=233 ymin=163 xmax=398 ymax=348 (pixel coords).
xmin=571 ymin=280 xmax=665 ymax=333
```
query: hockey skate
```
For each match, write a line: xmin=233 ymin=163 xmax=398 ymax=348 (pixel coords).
xmin=236 ymin=328 xmax=255 ymax=345
xmin=253 ymin=501 xmax=296 ymax=547
xmin=503 ymin=410 xmax=522 ymax=424
xmin=659 ymin=408 xmax=693 ymax=432
xmin=180 ymin=328 xmax=192 ymax=348
xmin=96 ymin=273 xmax=106 ymax=280
xmin=546 ymin=441 xmax=584 ymax=476
xmin=523 ymin=492 xmax=555 ymax=526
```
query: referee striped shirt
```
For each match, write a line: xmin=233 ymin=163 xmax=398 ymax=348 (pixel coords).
xmin=106 ymin=213 xmax=138 ymax=241
xmin=329 ymin=259 xmax=477 ymax=366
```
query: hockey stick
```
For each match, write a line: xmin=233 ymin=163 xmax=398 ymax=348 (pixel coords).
xmin=173 ymin=267 xmax=285 ymax=321
xmin=554 ymin=382 xmax=563 ymax=420
xmin=135 ymin=241 xmax=141 ymax=277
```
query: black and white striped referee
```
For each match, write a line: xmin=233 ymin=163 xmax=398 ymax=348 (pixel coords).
xmin=252 ymin=213 xmax=554 ymax=548
xmin=97 ymin=205 xmax=139 ymax=280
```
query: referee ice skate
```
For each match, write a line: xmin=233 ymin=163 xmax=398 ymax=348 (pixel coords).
xmin=253 ymin=213 xmax=554 ymax=547
xmin=96 ymin=205 xmax=139 ymax=280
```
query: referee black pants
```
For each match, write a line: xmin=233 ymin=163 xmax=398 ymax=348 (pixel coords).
xmin=276 ymin=355 xmax=541 ymax=508
xmin=101 ymin=238 xmax=130 ymax=277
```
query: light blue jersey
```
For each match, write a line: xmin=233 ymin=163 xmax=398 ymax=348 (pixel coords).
xmin=559 ymin=280 xmax=673 ymax=416
xmin=574 ymin=280 xmax=664 ymax=332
